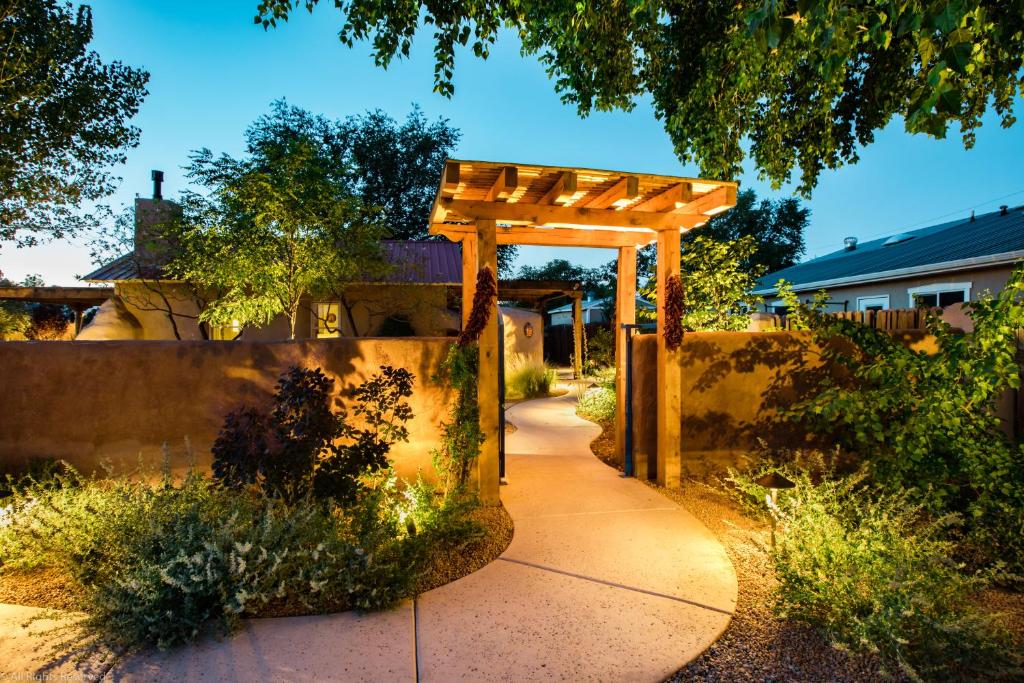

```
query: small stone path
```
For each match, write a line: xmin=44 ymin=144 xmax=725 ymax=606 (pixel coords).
xmin=0 ymin=390 xmax=736 ymax=682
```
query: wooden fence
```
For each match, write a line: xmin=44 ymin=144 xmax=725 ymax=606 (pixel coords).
xmin=774 ymin=308 xmax=936 ymax=331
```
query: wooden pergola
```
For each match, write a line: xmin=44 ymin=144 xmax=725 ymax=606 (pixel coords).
xmin=430 ymin=160 xmax=737 ymax=504
xmin=498 ymin=278 xmax=586 ymax=377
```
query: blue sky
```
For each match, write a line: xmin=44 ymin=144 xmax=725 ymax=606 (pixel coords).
xmin=4 ymin=0 xmax=1023 ymax=285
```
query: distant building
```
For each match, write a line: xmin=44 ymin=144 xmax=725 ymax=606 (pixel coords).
xmin=754 ymin=205 xmax=1024 ymax=313
xmin=548 ymin=295 xmax=654 ymax=326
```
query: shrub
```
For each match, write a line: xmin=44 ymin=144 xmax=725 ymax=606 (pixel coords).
xmin=0 ymin=465 xmax=466 ymax=652
xmin=212 ymin=366 xmax=414 ymax=505
xmin=505 ymin=353 xmax=555 ymax=400
xmin=777 ymin=266 xmax=1024 ymax=579
xmin=767 ymin=472 xmax=1018 ymax=680
xmin=584 ymin=326 xmax=615 ymax=374
xmin=576 ymin=382 xmax=615 ymax=424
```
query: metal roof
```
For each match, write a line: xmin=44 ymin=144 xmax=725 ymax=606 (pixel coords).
xmin=755 ymin=206 xmax=1024 ymax=294
xmin=84 ymin=240 xmax=463 ymax=285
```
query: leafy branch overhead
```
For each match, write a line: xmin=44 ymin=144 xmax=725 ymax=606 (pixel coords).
xmin=1 ymin=0 xmax=148 ymax=246
xmin=254 ymin=0 xmax=1023 ymax=193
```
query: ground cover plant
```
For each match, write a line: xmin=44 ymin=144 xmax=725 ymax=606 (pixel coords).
xmin=575 ymin=368 xmax=615 ymax=425
xmin=0 ymin=364 xmax=494 ymax=655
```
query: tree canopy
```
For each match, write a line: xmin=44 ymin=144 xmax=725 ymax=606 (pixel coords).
xmin=692 ymin=188 xmax=808 ymax=275
xmin=340 ymin=106 xmax=459 ymax=241
xmin=641 ymin=235 xmax=765 ymax=331
xmin=170 ymin=102 xmax=390 ymax=339
xmin=1 ymin=0 xmax=148 ymax=246
xmin=254 ymin=0 xmax=1023 ymax=193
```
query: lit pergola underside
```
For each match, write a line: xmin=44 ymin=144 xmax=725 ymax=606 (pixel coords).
xmin=430 ymin=160 xmax=738 ymax=505
xmin=429 ymin=160 xmax=737 ymax=248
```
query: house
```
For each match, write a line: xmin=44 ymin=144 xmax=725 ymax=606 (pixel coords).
xmin=78 ymin=176 xmax=544 ymax=365
xmin=754 ymin=205 xmax=1024 ymax=312
xmin=548 ymin=295 xmax=654 ymax=326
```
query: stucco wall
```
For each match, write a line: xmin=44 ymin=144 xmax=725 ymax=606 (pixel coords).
xmin=630 ymin=330 xmax=944 ymax=478
xmin=500 ymin=306 xmax=543 ymax=366
xmin=80 ymin=282 xmax=456 ymax=341
xmin=0 ymin=338 xmax=454 ymax=482
xmin=772 ymin=264 xmax=1014 ymax=311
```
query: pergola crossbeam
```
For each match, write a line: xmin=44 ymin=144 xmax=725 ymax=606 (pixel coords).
xmin=539 ymin=171 xmax=578 ymax=206
xmin=580 ymin=175 xmax=639 ymax=209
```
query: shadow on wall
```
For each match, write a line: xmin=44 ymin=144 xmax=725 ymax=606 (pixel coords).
xmin=0 ymin=338 xmax=455 ymax=482
xmin=630 ymin=330 xmax=937 ymax=478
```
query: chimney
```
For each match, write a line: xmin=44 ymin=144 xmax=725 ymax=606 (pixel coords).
xmin=844 ymin=236 xmax=858 ymax=251
xmin=134 ymin=171 xmax=180 ymax=277
xmin=1000 ymin=205 xmax=1009 ymax=216
xmin=151 ymin=169 xmax=164 ymax=200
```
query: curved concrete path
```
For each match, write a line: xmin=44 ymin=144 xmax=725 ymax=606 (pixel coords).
xmin=1 ymin=391 xmax=736 ymax=682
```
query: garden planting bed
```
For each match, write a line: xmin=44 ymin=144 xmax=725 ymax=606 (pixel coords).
xmin=0 ymin=501 xmax=513 ymax=617
xmin=586 ymin=420 xmax=1024 ymax=682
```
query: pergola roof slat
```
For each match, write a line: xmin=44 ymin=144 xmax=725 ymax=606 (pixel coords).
xmin=429 ymin=160 xmax=737 ymax=247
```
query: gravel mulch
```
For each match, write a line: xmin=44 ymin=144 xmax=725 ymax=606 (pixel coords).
xmin=414 ymin=503 xmax=514 ymax=595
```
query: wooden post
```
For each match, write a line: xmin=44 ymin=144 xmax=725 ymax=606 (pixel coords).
xmin=476 ymin=219 xmax=501 ymax=505
xmin=656 ymin=229 xmax=682 ymax=488
xmin=615 ymin=246 xmax=637 ymax=469
xmin=572 ymin=293 xmax=584 ymax=379
xmin=461 ymin=234 xmax=478 ymax=329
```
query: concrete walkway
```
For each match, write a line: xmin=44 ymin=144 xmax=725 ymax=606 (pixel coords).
xmin=1 ymin=391 xmax=736 ymax=682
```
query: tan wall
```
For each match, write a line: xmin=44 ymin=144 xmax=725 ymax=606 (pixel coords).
xmin=777 ymin=265 xmax=1014 ymax=311
xmin=0 ymin=338 xmax=455 ymax=483
xmin=80 ymin=282 xmax=456 ymax=341
xmin=630 ymin=330 xmax=943 ymax=478
xmin=500 ymin=307 xmax=543 ymax=366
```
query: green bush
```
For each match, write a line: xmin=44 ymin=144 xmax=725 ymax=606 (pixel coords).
xmin=505 ymin=353 xmax=555 ymax=400
xmin=584 ymin=326 xmax=615 ymax=374
xmin=0 ymin=464 xmax=475 ymax=652
xmin=762 ymin=472 xmax=1019 ymax=680
xmin=212 ymin=366 xmax=414 ymax=505
xmin=576 ymin=382 xmax=615 ymax=424
xmin=776 ymin=268 xmax=1024 ymax=580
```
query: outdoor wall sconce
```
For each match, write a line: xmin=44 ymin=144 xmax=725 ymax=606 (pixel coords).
xmin=523 ymin=322 xmax=534 ymax=338
xmin=755 ymin=471 xmax=795 ymax=550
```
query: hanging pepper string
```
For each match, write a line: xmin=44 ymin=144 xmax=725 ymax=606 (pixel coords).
xmin=664 ymin=274 xmax=685 ymax=351
xmin=457 ymin=266 xmax=498 ymax=347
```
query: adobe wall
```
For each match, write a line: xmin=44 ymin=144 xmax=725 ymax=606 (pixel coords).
xmin=629 ymin=330 xmax=945 ymax=478
xmin=0 ymin=338 xmax=454 ymax=482
xmin=79 ymin=282 xmax=456 ymax=341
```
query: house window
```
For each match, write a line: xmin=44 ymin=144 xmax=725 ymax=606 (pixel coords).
xmin=210 ymin=320 xmax=241 ymax=341
xmin=315 ymin=302 xmax=341 ymax=338
xmin=907 ymin=282 xmax=971 ymax=308
xmin=856 ymin=295 xmax=889 ymax=312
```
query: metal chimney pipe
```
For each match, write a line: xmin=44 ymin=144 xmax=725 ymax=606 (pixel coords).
xmin=151 ymin=170 xmax=164 ymax=200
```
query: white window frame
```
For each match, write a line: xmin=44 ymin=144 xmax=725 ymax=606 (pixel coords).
xmin=856 ymin=295 xmax=890 ymax=312
xmin=906 ymin=282 xmax=972 ymax=308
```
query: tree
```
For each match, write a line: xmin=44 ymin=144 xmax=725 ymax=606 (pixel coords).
xmin=693 ymin=188 xmax=807 ymax=274
xmin=341 ymin=106 xmax=458 ymax=241
xmin=254 ymin=0 xmax=1023 ymax=193
xmin=1 ymin=1 xmax=148 ymax=246
xmin=516 ymin=259 xmax=610 ymax=299
xmin=172 ymin=102 xmax=390 ymax=339
xmin=339 ymin=106 xmax=517 ymax=274
xmin=640 ymin=235 xmax=764 ymax=331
